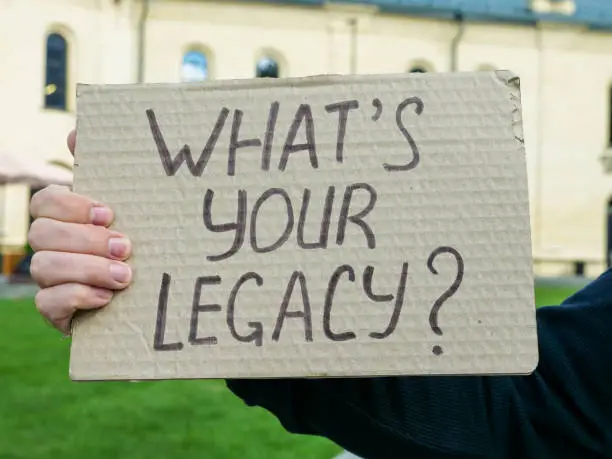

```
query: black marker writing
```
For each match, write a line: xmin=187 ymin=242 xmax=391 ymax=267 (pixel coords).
xmin=325 ymin=100 xmax=359 ymax=163
xmin=203 ymin=183 xmax=378 ymax=261
xmin=427 ymin=246 xmax=464 ymax=356
xmin=371 ymin=98 xmax=383 ymax=121
xmin=202 ymin=189 xmax=247 ymax=262
xmin=227 ymin=272 xmax=264 ymax=347
xmin=365 ymin=263 xmax=409 ymax=339
xmin=147 ymin=107 xmax=229 ymax=177
xmin=261 ymin=102 xmax=280 ymax=171
xmin=337 ymin=183 xmax=377 ymax=249
xmin=152 ymin=261 xmax=418 ymax=349
xmin=153 ymin=272 xmax=183 ymax=351
xmin=323 ymin=264 xmax=357 ymax=341
xmin=250 ymin=188 xmax=294 ymax=254
xmin=229 ymin=109 xmax=262 ymax=176
xmin=146 ymin=92 xmax=442 ymax=353
xmin=189 ymin=276 xmax=222 ymax=345
xmin=384 ymin=96 xmax=424 ymax=172
xmin=146 ymin=96 xmax=425 ymax=177
xmin=279 ymin=104 xmax=318 ymax=171
xmin=272 ymin=271 xmax=313 ymax=343
xmin=297 ymin=187 xmax=335 ymax=250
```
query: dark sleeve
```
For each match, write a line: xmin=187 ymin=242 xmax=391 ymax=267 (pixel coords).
xmin=226 ymin=271 xmax=612 ymax=459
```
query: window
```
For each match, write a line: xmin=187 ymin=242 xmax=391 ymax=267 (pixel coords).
xmin=408 ymin=61 xmax=434 ymax=73
xmin=181 ymin=50 xmax=208 ymax=82
xmin=44 ymin=32 xmax=68 ymax=110
xmin=256 ymin=57 xmax=279 ymax=78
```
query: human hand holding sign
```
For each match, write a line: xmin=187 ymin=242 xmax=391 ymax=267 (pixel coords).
xmin=28 ymin=130 xmax=133 ymax=335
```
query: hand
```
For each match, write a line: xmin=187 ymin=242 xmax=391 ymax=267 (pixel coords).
xmin=28 ymin=129 xmax=133 ymax=335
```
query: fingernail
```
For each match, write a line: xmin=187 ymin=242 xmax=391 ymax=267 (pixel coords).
xmin=90 ymin=206 xmax=112 ymax=226
xmin=110 ymin=262 xmax=131 ymax=283
xmin=109 ymin=237 xmax=131 ymax=259
xmin=95 ymin=288 xmax=114 ymax=300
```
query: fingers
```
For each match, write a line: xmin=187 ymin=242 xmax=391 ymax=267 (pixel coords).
xmin=67 ymin=129 xmax=76 ymax=156
xmin=35 ymin=283 xmax=114 ymax=335
xmin=30 ymin=185 xmax=113 ymax=226
xmin=30 ymin=251 xmax=132 ymax=290
xmin=28 ymin=218 xmax=131 ymax=261
xmin=30 ymin=128 xmax=126 ymax=336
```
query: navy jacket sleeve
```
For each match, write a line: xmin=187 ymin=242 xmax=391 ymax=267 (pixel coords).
xmin=226 ymin=269 xmax=612 ymax=459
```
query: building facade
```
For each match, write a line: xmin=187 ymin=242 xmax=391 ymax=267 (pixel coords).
xmin=1 ymin=0 xmax=612 ymax=276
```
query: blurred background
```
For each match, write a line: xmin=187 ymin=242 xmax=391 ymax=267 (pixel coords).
xmin=0 ymin=0 xmax=610 ymax=458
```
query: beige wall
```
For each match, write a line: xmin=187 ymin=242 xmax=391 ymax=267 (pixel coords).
xmin=1 ymin=0 xmax=611 ymax=276
xmin=0 ymin=184 xmax=31 ymax=252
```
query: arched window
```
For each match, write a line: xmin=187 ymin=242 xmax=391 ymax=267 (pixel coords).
xmin=44 ymin=32 xmax=68 ymax=110
xmin=181 ymin=50 xmax=208 ymax=82
xmin=256 ymin=57 xmax=279 ymax=78
xmin=409 ymin=66 xmax=427 ymax=73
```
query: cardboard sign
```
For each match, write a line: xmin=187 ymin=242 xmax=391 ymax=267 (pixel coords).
xmin=70 ymin=71 xmax=538 ymax=381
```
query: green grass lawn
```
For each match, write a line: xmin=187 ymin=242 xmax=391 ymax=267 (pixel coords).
xmin=0 ymin=285 xmax=579 ymax=459
xmin=534 ymin=285 xmax=579 ymax=307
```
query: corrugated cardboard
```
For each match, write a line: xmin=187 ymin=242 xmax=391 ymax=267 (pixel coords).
xmin=70 ymin=70 xmax=538 ymax=381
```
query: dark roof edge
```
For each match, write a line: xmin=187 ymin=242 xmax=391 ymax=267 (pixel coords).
xmin=366 ymin=3 xmax=612 ymax=31
xmin=242 ymin=0 xmax=612 ymax=31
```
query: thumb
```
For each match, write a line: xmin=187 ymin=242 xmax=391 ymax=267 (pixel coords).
xmin=67 ymin=129 xmax=76 ymax=157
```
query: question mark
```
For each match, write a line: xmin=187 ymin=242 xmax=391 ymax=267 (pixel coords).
xmin=426 ymin=246 xmax=464 ymax=356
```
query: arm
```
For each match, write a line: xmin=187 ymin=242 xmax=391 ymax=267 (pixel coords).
xmin=226 ymin=271 xmax=612 ymax=459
